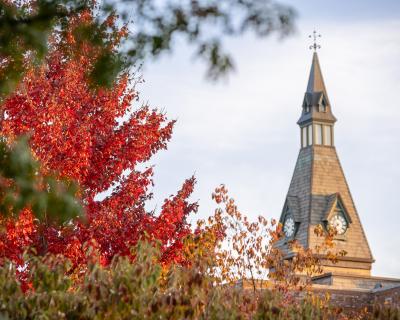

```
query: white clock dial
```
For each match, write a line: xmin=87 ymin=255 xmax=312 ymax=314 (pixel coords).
xmin=283 ymin=217 xmax=295 ymax=237
xmin=329 ymin=214 xmax=348 ymax=235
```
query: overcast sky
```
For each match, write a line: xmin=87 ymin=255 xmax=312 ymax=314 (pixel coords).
xmin=136 ymin=1 xmax=400 ymax=278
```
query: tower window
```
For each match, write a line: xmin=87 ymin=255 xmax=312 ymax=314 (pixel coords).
xmin=302 ymin=126 xmax=307 ymax=148
xmin=324 ymin=125 xmax=332 ymax=146
xmin=307 ymin=125 xmax=313 ymax=146
xmin=315 ymin=124 xmax=323 ymax=145
xmin=305 ymin=105 xmax=310 ymax=113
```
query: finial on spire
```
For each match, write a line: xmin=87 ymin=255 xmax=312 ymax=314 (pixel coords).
xmin=309 ymin=30 xmax=321 ymax=51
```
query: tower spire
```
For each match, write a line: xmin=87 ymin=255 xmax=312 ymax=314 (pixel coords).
xmin=306 ymin=31 xmax=329 ymax=103
xmin=297 ymin=46 xmax=336 ymax=129
xmin=306 ymin=52 xmax=329 ymax=100
xmin=276 ymin=43 xmax=375 ymax=281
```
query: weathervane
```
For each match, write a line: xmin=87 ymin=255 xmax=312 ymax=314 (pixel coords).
xmin=309 ymin=30 xmax=321 ymax=51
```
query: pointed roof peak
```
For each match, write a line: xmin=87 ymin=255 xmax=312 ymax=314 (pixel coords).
xmin=298 ymin=52 xmax=336 ymax=125
xmin=306 ymin=52 xmax=328 ymax=99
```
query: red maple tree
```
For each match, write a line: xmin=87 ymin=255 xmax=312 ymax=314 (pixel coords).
xmin=0 ymin=9 xmax=197 ymax=270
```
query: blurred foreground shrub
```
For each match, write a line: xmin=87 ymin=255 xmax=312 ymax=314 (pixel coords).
xmin=0 ymin=241 xmax=399 ymax=320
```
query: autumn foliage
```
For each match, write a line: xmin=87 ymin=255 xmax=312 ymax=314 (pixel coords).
xmin=0 ymin=7 xmax=197 ymax=270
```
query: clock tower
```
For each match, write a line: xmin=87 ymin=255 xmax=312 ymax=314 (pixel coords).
xmin=277 ymin=51 xmax=375 ymax=277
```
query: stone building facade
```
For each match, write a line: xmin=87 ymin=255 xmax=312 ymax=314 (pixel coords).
xmin=275 ymin=51 xmax=400 ymax=307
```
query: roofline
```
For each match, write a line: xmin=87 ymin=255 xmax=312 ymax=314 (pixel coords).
xmin=312 ymin=272 xmax=400 ymax=283
xmin=284 ymin=252 xmax=375 ymax=264
xmin=297 ymin=116 xmax=337 ymax=126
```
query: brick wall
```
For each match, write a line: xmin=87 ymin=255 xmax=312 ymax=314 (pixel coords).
xmin=312 ymin=285 xmax=400 ymax=309
xmin=372 ymin=286 xmax=400 ymax=307
xmin=240 ymin=280 xmax=400 ymax=310
xmin=312 ymin=287 xmax=371 ymax=310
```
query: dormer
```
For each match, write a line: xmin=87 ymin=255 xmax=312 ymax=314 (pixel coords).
xmin=302 ymin=94 xmax=311 ymax=113
xmin=319 ymin=94 xmax=328 ymax=112
xmin=322 ymin=194 xmax=352 ymax=239
xmin=280 ymin=196 xmax=301 ymax=240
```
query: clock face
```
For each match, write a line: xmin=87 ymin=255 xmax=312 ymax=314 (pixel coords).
xmin=329 ymin=214 xmax=348 ymax=235
xmin=283 ymin=217 xmax=295 ymax=237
